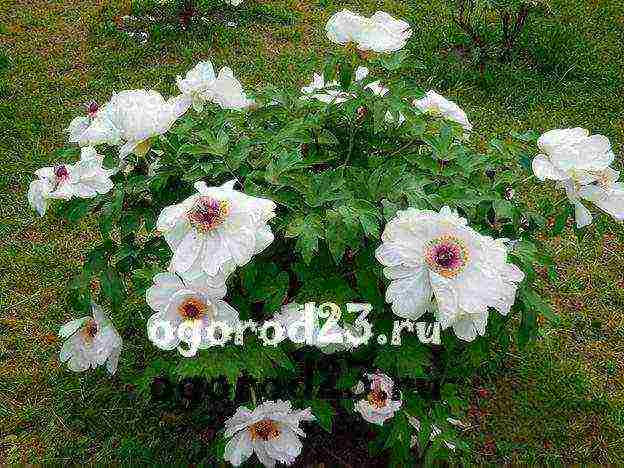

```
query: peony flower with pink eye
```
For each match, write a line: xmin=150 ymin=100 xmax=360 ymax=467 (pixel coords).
xmin=146 ymin=271 xmax=239 ymax=356
xmin=27 ymin=146 xmax=115 ymax=216
xmin=354 ymin=371 xmax=402 ymax=425
xmin=223 ymin=400 xmax=315 ymax=467
xmin=156 ymin=179 xmax=276 ymax=280
xmin=59 ymin=303 xmax=122 ymax=375
xmin=76 ymin=89 xmax=190 ymax=160
xmin=375 ymin=206 xmax=525 ymax=342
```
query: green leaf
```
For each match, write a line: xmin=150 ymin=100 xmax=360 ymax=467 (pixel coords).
xmin=553 ymin=204 xmax=572 ymax=235
xmin=100 ymin=268 xmax=125 ymax=309
xmin=339 ymin=59 xmax=353 ymax=89
xmin=493 ymin=199 xmax=514 ymax=220
xmin=374 ymin=337 xmax=431 ymax=379
xmin=310 ymin=399 xmax=335 ymax=433
xmin=518 ymin=286 xmax=555 ymax=321
xmin=337 ymin=199 xmax=382 ymax=239
xmin=285 ymin=214 xmax=325 ymax=264
xmin=64 ymin=198 xmax=97 ymax=223
xmin=379 ymin=50 xmax=409 ymax=71
xmin=241 ymin=262 xmax=289 ymax=314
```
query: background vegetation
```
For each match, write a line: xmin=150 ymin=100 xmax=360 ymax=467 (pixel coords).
xmin=1 ymin=0 xmax=623 ymax=463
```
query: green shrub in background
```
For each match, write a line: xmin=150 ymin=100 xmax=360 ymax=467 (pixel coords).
xmin=446 ymin=0 xmax=550 ymax=67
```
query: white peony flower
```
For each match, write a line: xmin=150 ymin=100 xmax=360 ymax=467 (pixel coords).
xmin=146 ymin=271 xmax=239 ymax=356
xmin=413 ymin=90 xmax=472 ymax=134
xmin=532 ymin=129 xmax=623 ymax=227
xmin=66 ymin=100 xmax=100 ymax=144
xmin=223 ymin=400 xmax=315 ymax=467
xmin=300 ymin=66 xmax=370 ymax=104
xmin=59 ymin=303 xmax=122 ymax=375
xmin=325 ymin=10 xmax=412 ymax=53
xmin=273 ymin=302 xmax=353 ymax=354
xmin=177 ymin=61 xmax=253 ymax=112
xmin=27 ymin=146 xmax=115 ymax=216
xmin=354 ymin=371 xmax=402 ymax=425
xmin=562 ymin=170 xmax=624 ymax=228
xmin=224 ymin=0 xmax=244 ymax=6
xmin=157 ymin=179 xmax=276 ymax=280
xmin=375 ymin=206 xmax=525 ymax=342
xmin=77 ymin=89 xmax=189 ymax=159
xmin=532 ymin=128 xmax=615 ymax=186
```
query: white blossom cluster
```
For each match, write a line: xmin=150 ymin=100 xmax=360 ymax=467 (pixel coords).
xmin=25 ymin=8 xmax=623 ymax=467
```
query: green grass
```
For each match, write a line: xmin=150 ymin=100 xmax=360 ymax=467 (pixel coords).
xmin=1 ymin=0 xmax=624 ymax=463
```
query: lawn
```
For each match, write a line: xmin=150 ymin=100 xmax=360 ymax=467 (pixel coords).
xmin=1 ymin=0 xmax=623 ymax=464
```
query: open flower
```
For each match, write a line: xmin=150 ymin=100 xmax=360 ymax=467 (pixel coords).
xmin=413 ymin=91 xmax=472 ymax=134
xmin=77 ymin=89 xmax=189 ymax=159
xmin=28 ymin=146 xmax=114 ymax=216
xmin=157 ymin=180 xmax=276 ymax=280
xmin=325 ymin=10 xmax=412 ymax=53
xmin=300 ymin=66 xmax=370 ymax=104
xmin=59 ymin=303 xmax=122 ymax=375
xmin=354 ymin=372 xmax=402 ymax=425
xmin=177 ymin=61 xmax=253 ymax=112
xmin=532 ymin=129 xmax=622 ymax=227
xmin=146 ymin=271 xmax=239 ymax=356
xmin=223 ymin=400 xmax=315 ymax=467
xmin=375 ymin=206 xmax=525 ymax=342
xmin=532 ymin=128 xmax=615 ymax=186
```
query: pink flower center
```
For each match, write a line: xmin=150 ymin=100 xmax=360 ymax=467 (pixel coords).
xmin=87 ymin=100 xmax=99 ymax=118
xmin=187 ymin=196 xmax=230 ymax=232
xmin=425 ymin=235 xmax=469 ymax=278
xmin=54 ymin=165 xmax=70 ymax=182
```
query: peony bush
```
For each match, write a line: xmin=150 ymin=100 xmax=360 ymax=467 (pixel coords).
xmin=28 ymin=9 xmax=622 ymax=466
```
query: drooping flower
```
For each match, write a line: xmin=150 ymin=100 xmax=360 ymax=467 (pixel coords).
xmin=354 ymin=371 xmax=402 ymax=425
xmin=532 ymin=128 xmax=615 ymax=186
xmin=375 ymin=206 xmax=525 ymax=342
xmin=412 ymin=90 xmax=473 ymax=134
xmin=66 ymin=100 xmax=100 ymax=144
xmin=157 ymin=180 xmax=276 ymax=280
xmin=531 ymin=128 xmax=623 ymax=227
xmin=27 ymin=146 xmax=114 ymax=216
xmin=300 ymin=66 xmax=370 ymax=104
xmin=146 ymin=271 xmax=239 ymax=356
xmin=325 ymin=10 xmax=412 ymax=53
xmin=562 ymin=170 xmax=624 ymax=228
xmin=59 ymin=303 xmax=122 ymax=375
xmin=177 ymin=61 xmax=253 ymax=112
xmin=223 ymin=400 xmax=315 ymax=467
xmin=76 ymin=89 xmax=189 ymax=159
